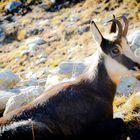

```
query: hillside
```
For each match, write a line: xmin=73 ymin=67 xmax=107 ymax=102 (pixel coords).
xmin=0 ymin=0 xmax=140 ymax=139
xmin=0 ymin=0 xmax=140 ymax=77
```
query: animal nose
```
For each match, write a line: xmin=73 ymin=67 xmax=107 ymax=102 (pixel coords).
xmin=133 ymin=63 xmax=140 ymax=71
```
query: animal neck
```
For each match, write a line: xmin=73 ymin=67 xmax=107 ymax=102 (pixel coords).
xmin=84 ymin=51 xmax=116 ymax=103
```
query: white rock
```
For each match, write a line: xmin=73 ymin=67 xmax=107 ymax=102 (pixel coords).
xmin=25 ymin=37 xmax=46 ymax=53
xmin=20 ymin=50 xmax=30 ymax=56
xmin=0 ymin=90 xmax=16 ymax=111
xmin=19 ymin=79 xmax=47 ymax=87
xmin=37 ymin=19 xmax=50 ymax=27
xmin=114 ymin=111 xmax=124 ymax=119
xmin=127 ymin=31 xmax=140 ymax=44
xmin=25 ymin=69 xmax=48 ymax=80
xmin=35 ymin=58 xmax=47 ymax=65
xmin=127 ymin=30 xmax=140 ymax=52
xmin=25 ymin=37 xmax=46 ymax=46
xmin=4 ymin=86 xmax=44 ymax=115
xmin=69 ymin=15 xmax=80 ymax=22
xmin=58 ymin=60 xmax=86 ymax=76
xmin=25 ymin=71 xmax=33 ymax=79
xmin=0 ymin=71 xmax=20 ymax=89
xmin=127 ymin=30 xmax=140 ymax=60
xmin=50 ymin=0 xmax=56 ymax=3
xmin=0 ymin=28 xmax=5 ymax=42
xmin=45 ymin=75 xmax=60 ymax=90
xmin=117 ymin=76 xmax=140 ymax=96
xmin=38 ymin=53 xmax=48 ymax=59
xmin=78 ymin=26 xmax=89 ymax=35
xmin=21 ymin=79 xmax=39 ymax=86
xmin=134 ymin=48 xmax=140 ymax=58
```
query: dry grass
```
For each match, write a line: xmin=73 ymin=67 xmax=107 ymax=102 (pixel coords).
xmin=1 ymin=0 xmax=140 ymax=77
xmin=113 ymin=95 xmax=128 ymax=111
xmin=113 ymin=92 xmax=140 ymax=123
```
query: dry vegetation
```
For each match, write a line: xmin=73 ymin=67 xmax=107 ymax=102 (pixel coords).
xmin=0 ymin=0 xmax=140 ymax=137
xmin=0 ymin=0 xmax=140 ymax=75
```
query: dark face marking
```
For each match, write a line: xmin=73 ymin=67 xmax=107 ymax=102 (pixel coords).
xmin=113 ymin=54 xmax=140 ymax=70
xmin=101 ymin=38 xmax=140 ymax=71
xmin=100 ymin=39 xmax=121 ymax=55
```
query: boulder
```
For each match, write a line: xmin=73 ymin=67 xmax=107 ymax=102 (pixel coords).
xmin=127 ymin=30 xmax=140 ymax=51
xmin=5 ymin=1 xmax=22 ymax=13
xmin=38 ymin=53 xmax=48 ymax=59
xmin=3 ymin=86 xmax=44 ymax=115
xmin=69 ymin=14 xmax=80 ymax=22
xmin=0 ymin=90 xmax=16 ymax=112
xmin=37 ymin=19 xmax=50 ymax=27
xmin=25 ymin=37 xmax=46 ymax=47
xmin=24 ymin=37 xmax=46 ymax=53
xmin=35 ymin=58 xmax=47 ymax=65
xmin=58 ymin=60 xmax=86 ymax=76
xmin=50 ymin=0 xmax=56 ymax=3
xmin=28 ymin=28 xmax=44 ymax=36
xmin=0 ymin=71 xmax=20 ymax=90
xmin=20 ymin=79 xmax=47 ymax=87
xmin=45 ymin=74 xmax=60 ymax=90
xmin=127 ymin=30 xmax=140 ymax=60
xmin=117 ymin=76 xmax=140 ymax=96
xmin=0 ymin=27 xmax=6 ymax=43
xmin=78 ymin=25 xmax=90 ymax=35
xmin=25 ymin=69 xmax=48 ymax=80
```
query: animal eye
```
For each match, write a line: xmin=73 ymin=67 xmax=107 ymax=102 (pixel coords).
xmin=111 ymin=47 xmax=120 ymax=56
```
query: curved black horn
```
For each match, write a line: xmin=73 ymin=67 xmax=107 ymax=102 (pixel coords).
xmin=107 ymin=16 xmax=123 ymax=39
xmin=122 ymin=15 xmax=128 ymax=37
xmin=114 ymin=18 xmax=123 ymax=40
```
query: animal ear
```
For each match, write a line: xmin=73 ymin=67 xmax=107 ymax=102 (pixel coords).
xmin=90 ymin=20 xmax=104 ymax=45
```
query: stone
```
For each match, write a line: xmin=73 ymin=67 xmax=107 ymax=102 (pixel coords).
xmin=28 ymin=28 xmax=44 ymax=36
xmin=127 ymin=30 xmax=140 ymax=61
xmin=0 ymin=90 xmax=16 ymax=112
xmin=38 ymin=53 xmax=48 ymax=59
xmin=20 ymin=50 xmax=30 ymax=56
xmin=3 ymin=86 xmax=44 ymax=115
xmin=0 ymin=71 xmax=20 ymax=90
xmin=0 ymin=28 xmax=6 ymax=42
xmin=5 ymin=1 xmax=22 ymax=13
xmin=35 ymin=58 xmax=47 ymax=65
xmin=20 ymin=79 xmax=47 ymax=87
xmin=69 ymin=14 xmax=80 ymax=22
xmin=127 ymin=30 xmax=140 ymax=51
xmin=117 ymin=76 xmax=140 ymax=96
xmin=50 ymin=0 xmax=56 ymax=3
xmin=77 ymin=26 xmax=90 ymax=35
xmin=25 ymin=69 xmax=48 ymax=80
xmin=45 ymin=74 xmax=60 ymax=90
xmin=58 ymin=60 xmax=86 ymax=76
xmin=25 ymin=37 xmax=46 ymax=47
xmin=37 ymin=19 xmax=50 ymax=27
xmin=25 ymin=37 xmax=46 ymax=53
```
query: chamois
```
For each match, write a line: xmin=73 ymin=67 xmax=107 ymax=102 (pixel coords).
xmin=0 ymin=16 xmax=139 ymax=140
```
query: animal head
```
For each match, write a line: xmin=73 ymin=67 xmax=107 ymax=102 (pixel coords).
xmin=91 ymin=16 xmax=140 ymax=85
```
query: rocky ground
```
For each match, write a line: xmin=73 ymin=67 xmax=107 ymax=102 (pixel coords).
xmin=0 ymin=0 xmax=140 ymax=139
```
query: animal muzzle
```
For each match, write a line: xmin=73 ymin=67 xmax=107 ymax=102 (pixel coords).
xmin=133 ymin=71 xmax=140 ymax=80
xmin=136 ymin=73 xmax=140 ymax=80
xmin=131 ymin=62 xmax=140 ymax=80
